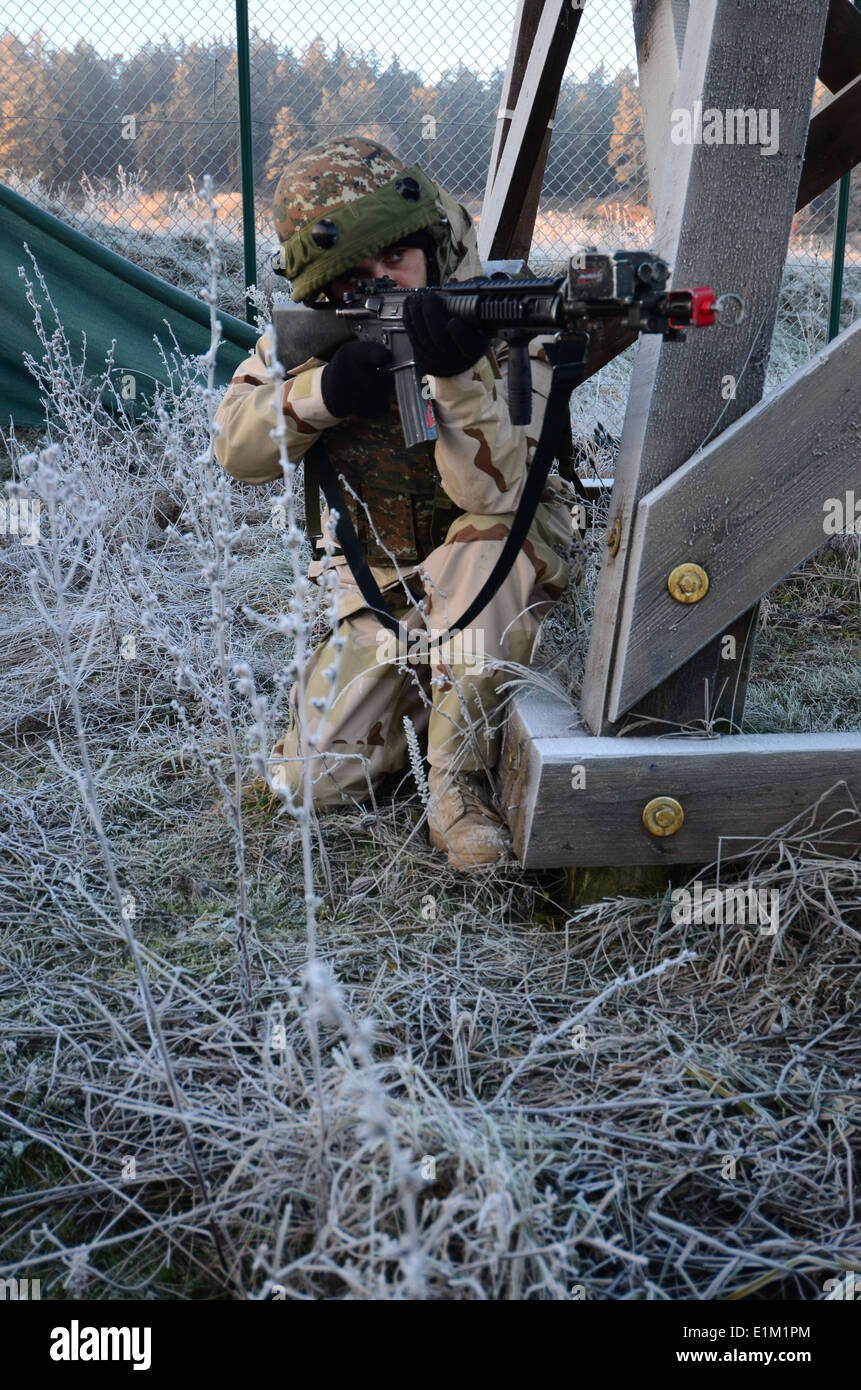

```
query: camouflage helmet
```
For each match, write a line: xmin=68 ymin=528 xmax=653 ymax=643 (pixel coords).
xmin=272 ymin=135 xmax=463 ymax=303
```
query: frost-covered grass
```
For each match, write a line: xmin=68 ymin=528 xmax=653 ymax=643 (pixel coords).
xmin=1 ymin=181 xmax=860 ymax=1301
xmin=4 ymin=170 xmax=256 ymax=320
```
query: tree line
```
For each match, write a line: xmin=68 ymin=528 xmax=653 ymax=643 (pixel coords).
xmin=0 ymin=30 xmax=648 ymax=205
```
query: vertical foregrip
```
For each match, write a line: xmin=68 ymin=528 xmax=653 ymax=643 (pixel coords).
xmin=506 ymin=338 xmax=534 ymax=426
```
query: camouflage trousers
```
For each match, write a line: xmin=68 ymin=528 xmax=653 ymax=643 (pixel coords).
xmin=269 ymin=494 xmax=575 ymax=808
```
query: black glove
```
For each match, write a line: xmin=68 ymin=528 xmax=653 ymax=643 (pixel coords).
xmin=403 ymin=290 xmax=491 ymax=378
xmin=320 ymin=340 xmax=394 ymax=418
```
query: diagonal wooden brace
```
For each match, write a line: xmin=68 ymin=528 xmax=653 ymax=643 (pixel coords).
xmin=606 ymin=316 xmax=861 ymax=721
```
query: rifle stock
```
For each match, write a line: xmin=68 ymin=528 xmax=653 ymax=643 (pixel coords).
xmin=273 ymin=303 xmax=353 ymax=369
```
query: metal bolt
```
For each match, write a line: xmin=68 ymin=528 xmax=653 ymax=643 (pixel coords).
xmin=668 ymin=562 xmax=709 ymax=603
xmin=606 ymin=516 xmax=621 ymax=556
xmin=643 ymin=795 xmax=684 ymax=836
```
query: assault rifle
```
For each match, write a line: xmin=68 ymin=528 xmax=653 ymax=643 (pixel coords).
xmin=270 ymin=252 xmax=744 ymax=641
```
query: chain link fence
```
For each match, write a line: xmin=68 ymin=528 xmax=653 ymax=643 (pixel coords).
xmin=1 ymin=1 xmax=859 ymax=391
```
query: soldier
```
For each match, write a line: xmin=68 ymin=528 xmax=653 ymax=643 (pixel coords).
xmin=214 ymin=135 xmax=581 ymax=871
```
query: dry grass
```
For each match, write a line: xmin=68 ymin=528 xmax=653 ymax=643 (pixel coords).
xmin=2 ymin=754 xmax=860 ymax=1299
xmin=0 ymin=183 xmax=860 ymax=1301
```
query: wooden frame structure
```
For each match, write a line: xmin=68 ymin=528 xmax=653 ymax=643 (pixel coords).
xmin=480 ymin=0 xmax=861 ymax=868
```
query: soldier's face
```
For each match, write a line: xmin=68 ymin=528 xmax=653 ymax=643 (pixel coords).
xmin=327 ymin=245 xmax=427 ymax=302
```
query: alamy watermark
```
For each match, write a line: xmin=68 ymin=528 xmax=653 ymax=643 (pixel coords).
xmin=376 ymin=627 xmax=486 ymax=671
xmin=0 ymin=494 xmax=40 ymax=546
xmin=822 ymin=1271 xmax=861 ymax=1299
xmin=0 ymin=1277 xmax=41 ymax=1299
xmin=50 ymin=1322 xmax=151 ymax=1370
xmin=671 ymin=882 xmax=779 ymax=934
xmin=670 ymin=102 xmax=779 ymax=157
xmin=823 ymin=492 xmax=861 ymax=534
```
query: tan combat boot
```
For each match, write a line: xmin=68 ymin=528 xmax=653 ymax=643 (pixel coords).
xmin=426 ymin=766 xmax=511 ymax=871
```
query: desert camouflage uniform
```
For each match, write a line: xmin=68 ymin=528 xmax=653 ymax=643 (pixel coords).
xmin=214 ymin=140 xmax=582 ymax=807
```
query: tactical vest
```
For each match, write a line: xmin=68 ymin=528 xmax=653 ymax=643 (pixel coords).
xmin=303 ymin=395 xmax=461 ymax=562
xmin=302 ymin=349 xmax=578 ymax=561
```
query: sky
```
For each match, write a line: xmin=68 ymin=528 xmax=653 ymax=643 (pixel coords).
xmin=3 ymin=0 xmax=638 ymax=84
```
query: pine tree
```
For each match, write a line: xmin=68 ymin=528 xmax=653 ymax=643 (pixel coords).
xmin=134 ymin=41 xmax=237 ymax=191
xmin=0 ymin=30 xmax=65 ymax=182
xmin=375 ymin=55 xmax=424 ymax=163
xmin=432 ymin=62 xmax=495 ymax=198
xmin=407 ymin=81 xmax=440 ymax=171
xmin=301 ymin=36 xmax=331 ymax=95
xmin=544 ymin=68 xmax=617 ymax=203
xmin=251 ymin=36 xmax=290 ymax=186
xmin=266 ymin=104 xmax=303 ymax=183
xmin=608 ymin=74 xmax=647 ymax=203
xmin=51 ymin=40 xmax=119 ymax=183
xmin=317 ymin=75 xmax=384 ymax=146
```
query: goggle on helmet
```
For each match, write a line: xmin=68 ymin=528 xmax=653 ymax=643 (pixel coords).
xmin=271 ymin=166 xmax=448 ymax=301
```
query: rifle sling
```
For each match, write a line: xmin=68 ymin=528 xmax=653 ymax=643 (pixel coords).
xmin=304 ymin=447 xmax=322 ymax=539
xmin=305 ymin=338 xmax=588 ymax=646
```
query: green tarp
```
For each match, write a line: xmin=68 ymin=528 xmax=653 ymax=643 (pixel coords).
xmin=0 ymin=180 xmax=259 ymax=428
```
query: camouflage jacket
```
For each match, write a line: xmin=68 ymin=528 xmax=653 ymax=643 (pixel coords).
xmin=213 ymin=331 xmax=575 ymax=620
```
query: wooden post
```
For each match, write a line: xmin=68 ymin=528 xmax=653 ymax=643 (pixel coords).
xmin=631 ymin=0 xmax=689 ymax=222
xmin=820 ymin=0 xmax=861 ymax=91
xmin=796 ymin=72 xmax=861 ymax=209
xmin=526 ymin=0 xmax=861 ymax=434
xmin=580 ymin=0 xmax=831 ymax=738
xmin=485 ymin=0 xmax=551 ymax=260
xmin=479 ymin=0 xmax=583 ymax=261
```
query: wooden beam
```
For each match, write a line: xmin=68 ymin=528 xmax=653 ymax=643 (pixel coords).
xmin=796 ymin=71 xmax=861 ymax=210
xmin=478 ymin=0 xmax=581 ymax=261
xmin=498 ymin=690 xmax=861 ymax=868
xmin=484 ymin=1 xmax=558 ymax=260
xmin=511 ymin=0 xmax=861 ymax=389
xmin=606 ymin=316 xmax=861 ymax=718
xmin=632 ymin=0 xmax=690 ymax=220
xmin=819 ymin=0 xmax=861 ymax=92
xmin=580 ymin=0 xmax=830 ymax=737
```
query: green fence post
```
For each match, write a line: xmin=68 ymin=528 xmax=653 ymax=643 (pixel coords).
xmin=828 ymin=175 xmax=850 ymax=342
xmin=235 ymin=0 xmax=257 ymax=324
xmin=827 ymin=0 xmax=860 ymax=342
